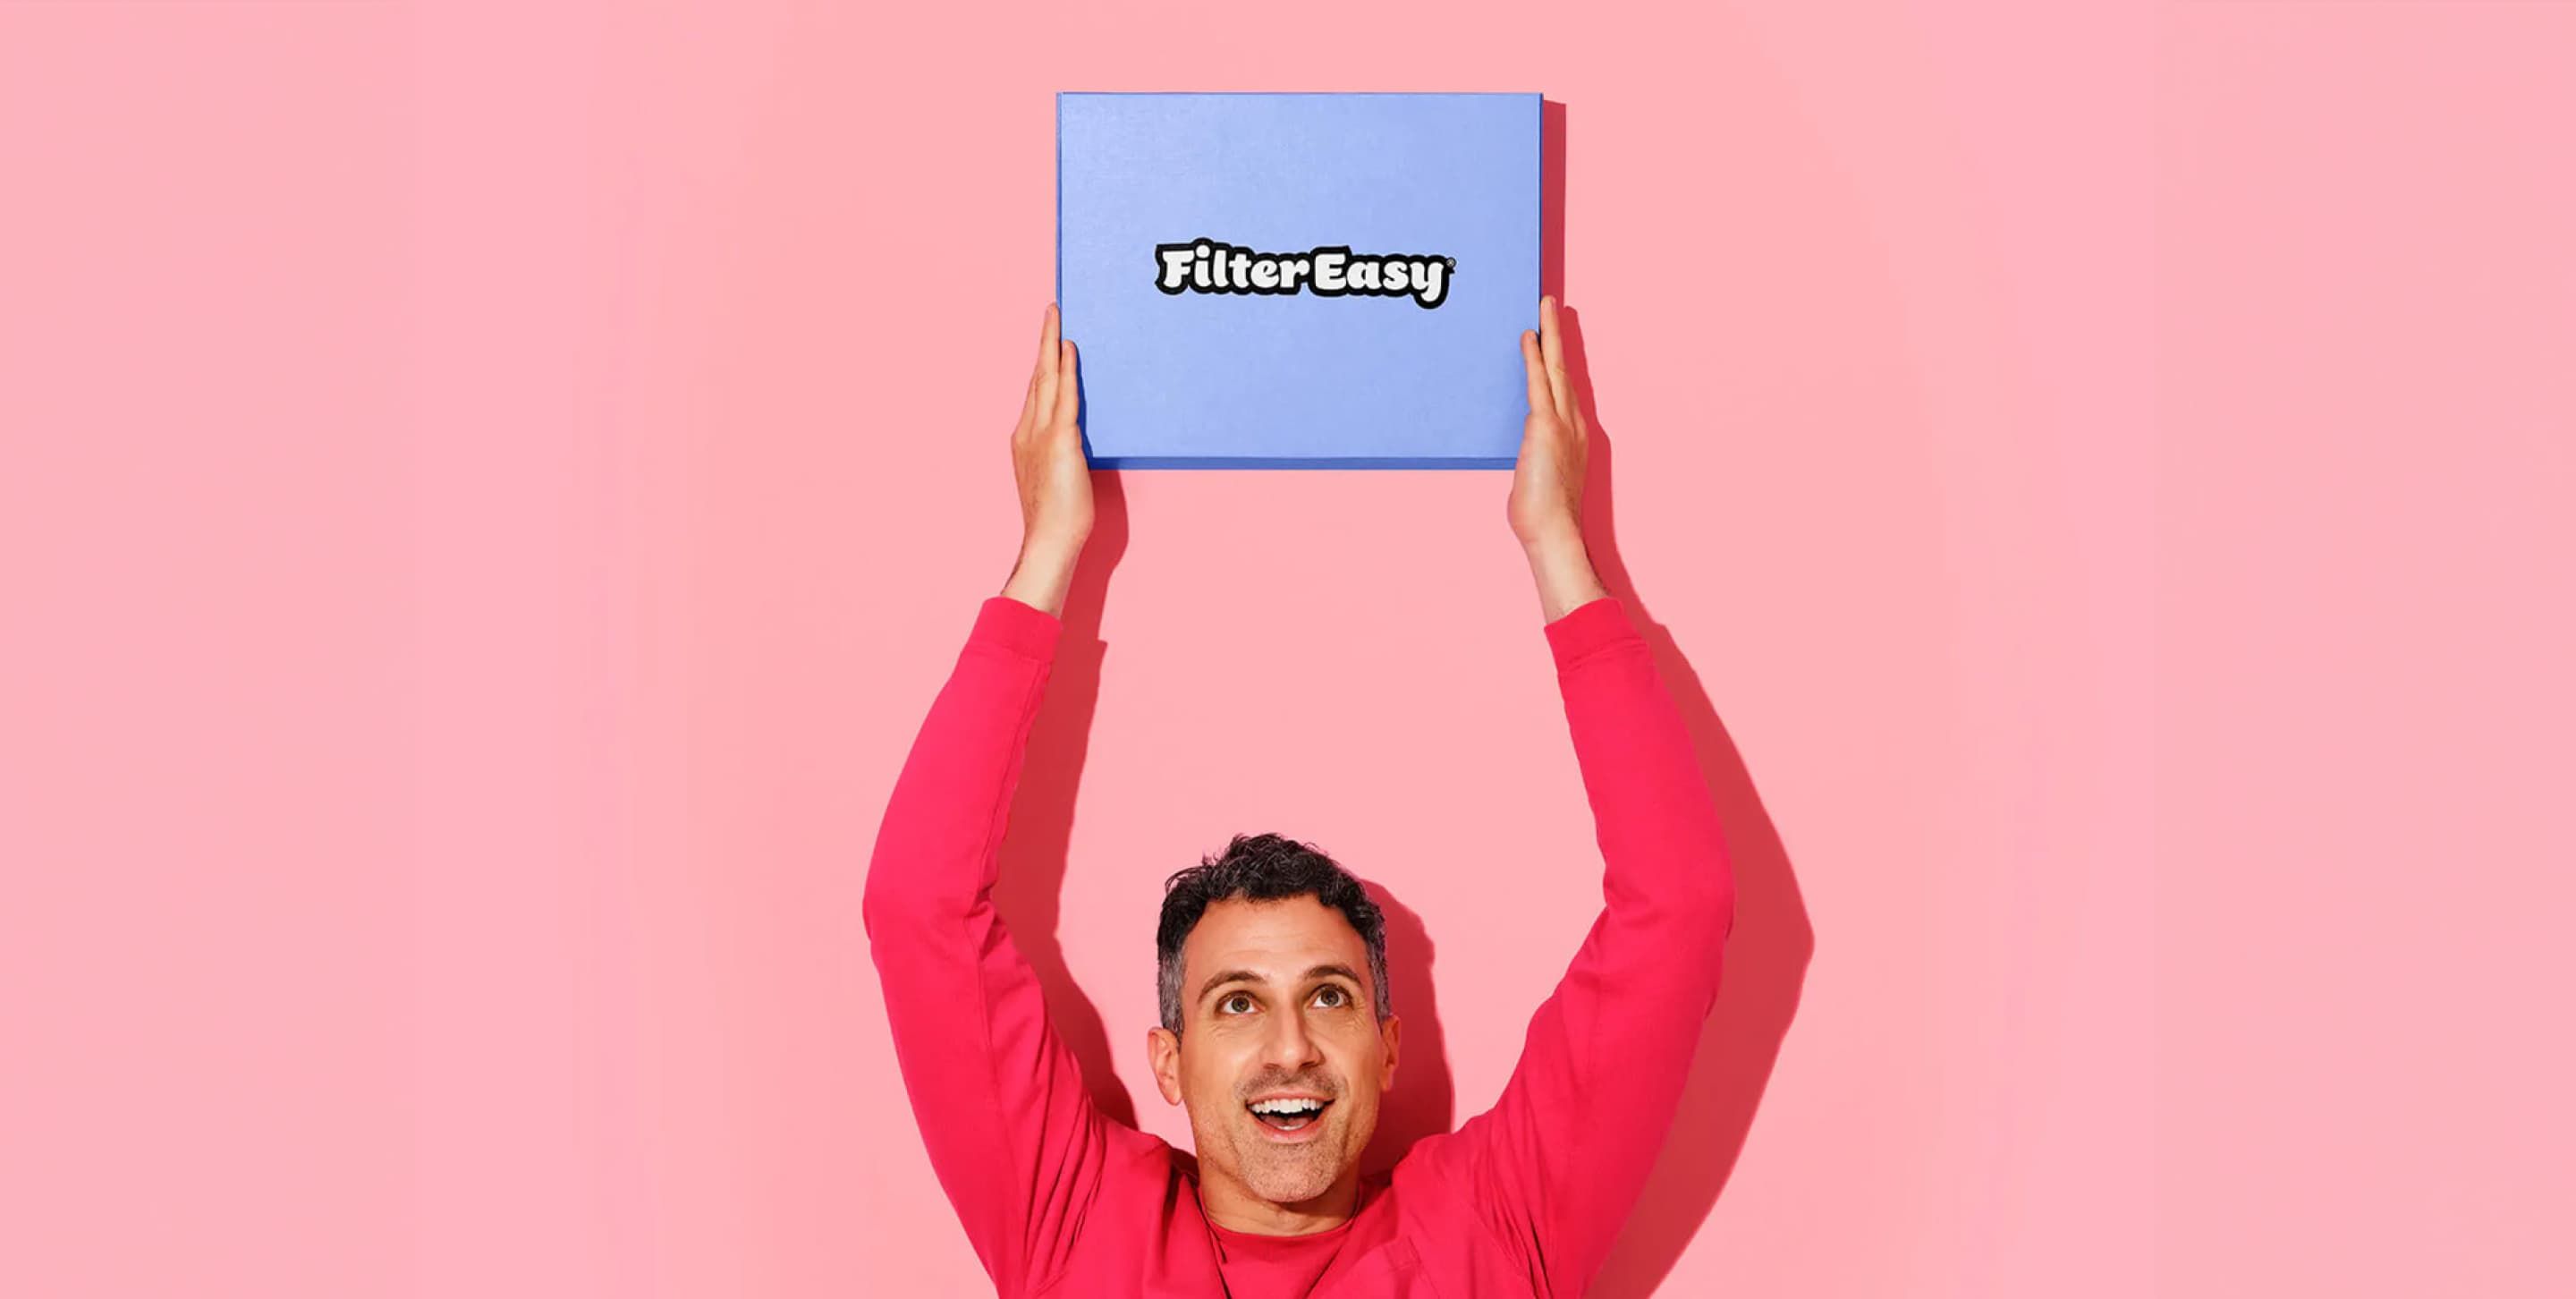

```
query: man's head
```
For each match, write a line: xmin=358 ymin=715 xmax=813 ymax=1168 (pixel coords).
xmin=1146 ymin=834 xmax=1402 ymax=1210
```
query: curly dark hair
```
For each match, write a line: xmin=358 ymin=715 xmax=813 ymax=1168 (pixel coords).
xmin=1156 ymin=833 xmax=1391 ymax=1035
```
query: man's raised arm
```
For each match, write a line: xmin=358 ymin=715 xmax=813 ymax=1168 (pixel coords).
xmin=860 ymin=306 xmax=1106 ymax=1295
xmin=1425 ymin=297 xmax=1739 ymax=1295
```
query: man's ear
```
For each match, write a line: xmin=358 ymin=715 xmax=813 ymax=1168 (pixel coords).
xmin=1146 ymin=1026 xmax=1184 ymax=1106
xmin=1379 ymin=1014 xmax=1402 ymax=1091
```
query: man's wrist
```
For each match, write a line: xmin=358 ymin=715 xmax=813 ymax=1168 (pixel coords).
xmin=1002 ymin=532 xmax=1082 ymax=619
xmin=1525 ymin=531 xmax=1608 ymax=623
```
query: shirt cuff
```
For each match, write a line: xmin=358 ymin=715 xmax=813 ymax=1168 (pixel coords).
xmin=1544 ymin=595 xmax=1637 ymax=672
xmin=971 ymin=595 xmax=1064 ymax=663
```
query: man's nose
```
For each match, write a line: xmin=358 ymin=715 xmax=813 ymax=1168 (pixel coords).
xmin=1261 ymin=1008 xmax=1324 ymax=1071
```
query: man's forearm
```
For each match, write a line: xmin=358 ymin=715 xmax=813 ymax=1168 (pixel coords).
xmin=864 ymin=595 xmax=1108 ymax=1293
xmin=1002 ymin=532 xmax=1084 ymax=618
xmin=1526 ymin=530 xmax=1611 ymax=624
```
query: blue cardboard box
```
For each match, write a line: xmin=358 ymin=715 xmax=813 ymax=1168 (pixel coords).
xmin=1056 ymin=92 xmax=1541 ymax=469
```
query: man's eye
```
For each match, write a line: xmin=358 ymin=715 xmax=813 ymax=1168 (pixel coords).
xmin=1315 ymin=986 xmax=1348 ymax=1008
xmin=1221 ymin=994 xmax=1253 ymax=1015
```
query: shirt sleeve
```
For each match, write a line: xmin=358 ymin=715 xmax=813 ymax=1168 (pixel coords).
xmin=1423 ymin=594 xmax=1739 ymax=1297
xmin=861 ymin=596 xmax=1110 ymax=1297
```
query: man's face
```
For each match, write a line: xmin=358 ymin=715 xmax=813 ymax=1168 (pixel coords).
xmin=1147 ymin=896 xmax=1401 ymax=1208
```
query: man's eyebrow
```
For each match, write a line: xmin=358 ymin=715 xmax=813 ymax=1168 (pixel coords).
xmin=1196 ymin=964 xmax=1368 ymax=1005
xmin=1301 ymin=964 xmax=1366 ymax=991
xmin=1196 ymin=969 xmax=1264 ymax=1004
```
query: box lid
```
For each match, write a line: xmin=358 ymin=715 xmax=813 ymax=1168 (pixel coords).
xmin=1057 ymin=92 xmax=1541 ymax=469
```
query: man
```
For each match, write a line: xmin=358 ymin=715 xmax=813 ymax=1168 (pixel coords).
xmin=864 ymin=297 xmax=1736 ymax=1296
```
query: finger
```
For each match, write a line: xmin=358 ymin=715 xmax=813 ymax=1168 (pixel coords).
xmin=1032 ymin=301 xmax=1061 ymax=377
xmin=1520 ymin=330 xmax=1553 ymax=418
xmin=1538 ymin=295 xmax=1572 ymax=422
xmin=1035 ymin=302 xmax=1062 ymax=416
xmin=1015 ymin=363 xmax=1041 ymax=437
xmin=1051 ymin=340 xmax=1080 ymax=429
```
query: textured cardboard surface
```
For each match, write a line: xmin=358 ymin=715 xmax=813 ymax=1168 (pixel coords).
xmin=1057 ymin=92 xmax=1541 ymax=468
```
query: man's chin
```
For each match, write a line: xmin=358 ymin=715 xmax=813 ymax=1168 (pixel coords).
xmin=1238 ymin=1135 xmax=1344 ymax=1205
xmin=1243 ymin=1166 xmax=1340 ymax=1207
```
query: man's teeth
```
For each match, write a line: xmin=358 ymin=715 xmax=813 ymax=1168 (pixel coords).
xmin=1249 ymin=1099 xmax=1326 ymax=1116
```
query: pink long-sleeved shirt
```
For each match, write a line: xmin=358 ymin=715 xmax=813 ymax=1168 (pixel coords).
xmin=863 ymin=594 xmax=1734 ymax=1297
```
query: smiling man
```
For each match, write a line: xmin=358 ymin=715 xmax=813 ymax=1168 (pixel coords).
xmin=1148 ymin=841 xmax=1401 ymax=1235
xmin=864 ymin=297 xmax=1736 ymax=1296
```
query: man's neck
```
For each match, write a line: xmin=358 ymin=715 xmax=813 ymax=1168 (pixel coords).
xmin=1196 ymin=1169 xmax=1361 ymax=1237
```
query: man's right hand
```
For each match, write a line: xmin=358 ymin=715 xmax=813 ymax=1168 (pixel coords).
xmin=1003 ymin=303 xmax=1091 ymax=617
xmin=1512 ymin=296 xmax=1609 ymax=623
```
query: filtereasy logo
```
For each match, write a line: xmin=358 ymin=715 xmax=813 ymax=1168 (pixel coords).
xmin=1155 ymin=238 xmax=1454 ymax=310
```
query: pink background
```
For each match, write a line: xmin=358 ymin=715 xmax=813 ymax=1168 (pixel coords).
xmin=1 ymin=2 xmax=2565 ymax=1296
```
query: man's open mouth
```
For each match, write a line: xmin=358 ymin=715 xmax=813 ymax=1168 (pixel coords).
xmin=1246 ymin=1098 xmax=1332 ymax=1132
